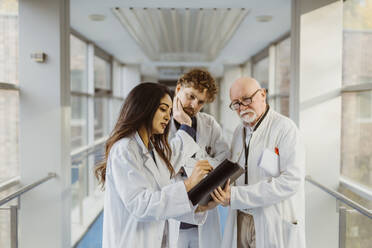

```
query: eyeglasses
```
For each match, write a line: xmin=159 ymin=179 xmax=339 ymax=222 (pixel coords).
xmin=229 ymin=89 xmax=262 ymax=111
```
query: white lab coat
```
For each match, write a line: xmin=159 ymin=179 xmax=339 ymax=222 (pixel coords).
xmin=102 ymin=130 xmax=208 ymax=248
xmin=169 ymin=112 xmax=229 ymax=248
xmin=222 ymin=108 xmax=306 ymax=248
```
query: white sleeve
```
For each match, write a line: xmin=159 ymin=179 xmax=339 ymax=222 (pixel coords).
xmin=184 ymin=117 xmax=229 ymax=169
xmin=109 ymin=143 xmax=194 ymax=222
xmin=205 ymin=118 xmax=230 ymax=168
xmin=170 ymin=175 xmax=208 ymax=225
xmin=172 ymin=202 xmax=208 ymax=225
xmin=169 ymin=129 xmax=200 ymax=173
xmin=230 ymin=125 xmax=305 ymax=210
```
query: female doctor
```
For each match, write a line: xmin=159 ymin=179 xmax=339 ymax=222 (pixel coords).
xmin=95 ymin=83 xmax=213 ymax=248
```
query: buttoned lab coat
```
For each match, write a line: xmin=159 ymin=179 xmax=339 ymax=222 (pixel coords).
xmin=169 ymin=112 xmax=229 ymax=248
xmin=221 ymin=108 xmax=306 ymax=248
xmin=103 ymin=130 xmax=207 ymax=248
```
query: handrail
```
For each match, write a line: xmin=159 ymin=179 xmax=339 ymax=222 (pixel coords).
xmin=0 ymin=176 xmax=20 ymax=192
xmin=0 ymin=173 xmax=57 ymax=207
xmin=305 ymin=175 xmax=372 ymax=219
xmin=339 ymin=176 xmax=372 ymax=202
xmin=0 ymin=82 xmax=19 ymax=91
xmin=70 ymin=136 xmax=107 ymax=158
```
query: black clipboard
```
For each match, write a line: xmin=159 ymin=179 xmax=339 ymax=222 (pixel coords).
xmin=187 ymin=159 xmax=244 ymax=206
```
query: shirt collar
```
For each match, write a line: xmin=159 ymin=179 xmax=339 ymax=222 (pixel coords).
xmin=243 ymin=104 xmax=270 ymax=134
xmin=173 ymin=116 xmax=197 ymax=130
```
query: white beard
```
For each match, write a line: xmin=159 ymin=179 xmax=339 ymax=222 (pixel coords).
xmin=240 ymin=109 xmax=257 ymax=125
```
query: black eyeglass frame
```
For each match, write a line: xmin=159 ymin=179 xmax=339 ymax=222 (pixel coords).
xmin=229 ymin=88 xmax=263 ymax=111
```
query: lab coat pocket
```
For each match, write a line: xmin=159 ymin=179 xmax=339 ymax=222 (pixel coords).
xmin=258 ymin=148 xmax=280 ymax=177
xmin=282 ymin=219 xmax=300 ymax=248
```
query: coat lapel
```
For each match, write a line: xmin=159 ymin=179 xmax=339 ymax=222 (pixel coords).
xmin=134 ymin=132 xmax=165 ymax=189
xmin=195 ymin=113 xmax=207 ymax=148
xmin=231 ymin=125 xmax=245 ymax=163
xmin=153 ymin=150 xmax=171 ymax=187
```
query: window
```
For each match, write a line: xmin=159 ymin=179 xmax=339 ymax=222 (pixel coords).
xmin=274 ymin=37 xmax=291 ymax=117
xmin=71 ymin=95 xmax=88 ymax=150
xmin=0 ymin=0 xmax=19 ymax=184
xmin=0 ymin=1 xmax=19 ymax=247
xmin=343 ymin=0 xmax=372 ymax=87
xmin=341 ymin=0 xmax=372 ymax=189
xmin=70 ymin=34 xmax=89 ymax=151
xmin=69 ymin=34 xmax=125 ymax=244
xmin=94 ymin=97 xmax=106 ymax=140
xmin=341 ymin=92 xmax=372 ymax=188
xmin=70 ymin=35 xmax=88 ymax=92
xmin=251 ymin=37 xmax=291 ymax=117
xmin=0 ymin=0 xmax=18 ymax=85
xmin=252 ymin=57 xmax=269 ymax=89
xmin=341 ymin=1 xmax=372 ymax=247
xmin=94 ymin=56 xmax=111 ymax=90
xmin=0 ymin=90 xmax=19 ymax=183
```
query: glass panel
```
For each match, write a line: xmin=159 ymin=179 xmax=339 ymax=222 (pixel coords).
xmin=279 ymin=96 xmax=289 ymax=117
xmin=0 ymin=0 xmax=18 ymax=85
xmin=71 ymin=95 xmax=88 ymax=150
xmin=0 ymin=90 xmax=18 ymax=183
xmin=0 ymin=184 xmax=21 ymax=248
xmin=94 ymin=97 xmax=105 ymax=140
xmin=268 ymin=96 xmax=289 ymax=117
xmin=305 ymin=180 xmax=341 ymax=247
xmin=94 ymin=56 xmax=111 ymax=90
xmin=111 ymin=99 xmax=123 ymax=131
xmin=70 ymin=35 xmax=87 ymax=92
xmin=93 ymin=144 xmax=105 ymax=189
xmin=344 ymin=210 xmax=372 ymax=248
xmin=71 ymin=158 xmax=88 ymax=211
xmin=338 ymin=185 xmax=372 ymax=248
xmin=268 ymin=97 xmax=277 ymax=110
xmin=252 ymin=57 xmax=269 ymax=89
xmin=343 ymin=0 xmax=372 ymax=86
xmin=341 ymin=91 xmax=372 ymax=188
xmin=112 ymin=63 xmax=123 ymax=98
xmin=0 ymin=208 xmax=10 ymax=248
xmin=275 ymin=37 xmax=291 ymax=94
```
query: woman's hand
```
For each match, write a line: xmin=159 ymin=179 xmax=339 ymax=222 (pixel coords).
xmin=184 ymin=160 xmax=213 ymax=192
xmin=173 ymin=96 xmax=192 ymax=126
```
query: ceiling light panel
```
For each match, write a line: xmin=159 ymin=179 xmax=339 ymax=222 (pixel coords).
xmin=112 ymin=7 xmax=249 ymax=62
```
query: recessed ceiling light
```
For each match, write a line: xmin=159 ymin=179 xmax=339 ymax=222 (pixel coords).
xmin=256 ymin=15 xmax=272 ymax=22
xmin=89 ymin=14 xmax=106 ymax=22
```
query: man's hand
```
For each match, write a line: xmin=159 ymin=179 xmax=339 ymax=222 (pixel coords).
xmin=184 ymin=160 xmax=213 ymax=192
xmin=173 ymin=96 xmax=192 ymax=126
xmin=211 ymin=179 xmax=231 ymax=206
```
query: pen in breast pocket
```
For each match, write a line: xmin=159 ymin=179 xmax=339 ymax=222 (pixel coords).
xmin=275 ymin=147 xmax=279 ymax=156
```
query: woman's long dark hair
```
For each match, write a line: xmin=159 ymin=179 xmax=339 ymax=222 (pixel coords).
xmin=95 ymin=82 xmax=174 ymax=188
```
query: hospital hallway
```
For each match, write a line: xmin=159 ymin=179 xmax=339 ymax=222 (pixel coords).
xmin=0 ymin=0 xmax=371 ymax=247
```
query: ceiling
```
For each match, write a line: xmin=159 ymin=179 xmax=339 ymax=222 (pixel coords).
xmin=70 ymin=0 xmax=291 ymax=79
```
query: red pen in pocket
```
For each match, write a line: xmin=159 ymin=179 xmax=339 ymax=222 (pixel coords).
xmin=275 ymin=147 xmax=279 ymax=156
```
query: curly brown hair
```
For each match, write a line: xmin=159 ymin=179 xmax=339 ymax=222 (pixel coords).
xmin=177 ymin=68 xmax=218 ymax=102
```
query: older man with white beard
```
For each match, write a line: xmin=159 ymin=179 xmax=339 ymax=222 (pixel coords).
xmin=211 ymin=77 xmax=306 ymax=248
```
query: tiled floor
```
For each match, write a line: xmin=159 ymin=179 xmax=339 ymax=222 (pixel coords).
xmin=75 ymin=212 xmax=103 ymax=248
